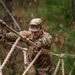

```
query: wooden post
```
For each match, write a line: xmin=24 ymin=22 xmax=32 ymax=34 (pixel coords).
xmin=61 ymin=59 xmax=65 ymax=75
xmin=53 ymin=59 xmax=61 ymax=75
xmin=69 ymin=61 xmax=75 ymax=75
xmin=22 ymin=50 xmax=42 ymax=75
xmin=0 ymin=61 xmax=2 ymax=75
xmin=23 ymin=48 xmax=28 ymax=69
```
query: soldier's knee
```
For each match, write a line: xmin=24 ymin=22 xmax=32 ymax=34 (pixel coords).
xmin=27 ymin=70 xmax=37 ymax=75
xmin=27 ymin=67 xmax=37 ymax=75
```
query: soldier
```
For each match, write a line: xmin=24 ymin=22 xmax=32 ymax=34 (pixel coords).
xmin=0 ymin=18 xmax=54 ymax=75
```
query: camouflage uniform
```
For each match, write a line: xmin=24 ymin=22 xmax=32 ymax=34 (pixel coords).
xmin=5 ymin=30 xmax=54 ymax=75
xmin=4 ymin=18 xmax=54 ymax=75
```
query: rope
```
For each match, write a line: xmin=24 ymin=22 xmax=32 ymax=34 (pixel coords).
xmin=0 ymin=37 xmax=20 ymax=70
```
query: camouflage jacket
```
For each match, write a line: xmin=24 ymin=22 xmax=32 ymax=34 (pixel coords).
xmin=5 ymin=30 xmax=52 ymax=70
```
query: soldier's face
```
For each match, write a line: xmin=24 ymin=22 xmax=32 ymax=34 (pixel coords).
xmin=31 ymin=29 xmax=42 ymax=39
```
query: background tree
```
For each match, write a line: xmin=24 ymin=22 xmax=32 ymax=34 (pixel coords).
xmin=0 ymin=0 xmax=75 ymax=75
xmin=72 ymin=0 xmax=75 ymax=25
xmin=3 ymin=0 xmax=13 ymax=24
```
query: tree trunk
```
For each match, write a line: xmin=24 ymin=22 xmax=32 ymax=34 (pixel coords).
xmin=3 ymin=0 xmax=13 ymax=25
xmin=72 ymin=0 xmax=75 ymax=25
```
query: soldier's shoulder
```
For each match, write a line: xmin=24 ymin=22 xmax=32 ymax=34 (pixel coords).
xmin=43 ymin=31 xmax=52 ymax=39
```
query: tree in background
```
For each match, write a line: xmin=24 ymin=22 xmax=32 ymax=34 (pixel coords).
xmin=0 ymin=0 xmax=75 ymax=75
xmin=72 ymin=0 xmax=75 ymax=25
xmin=3 ymin=0 xmax=13 ymax=24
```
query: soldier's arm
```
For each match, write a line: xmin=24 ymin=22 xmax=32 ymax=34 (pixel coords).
xmin=34 ymin=33 xmax=52 ymax=50
xmin=2 ymin=30 xmax=31 ymax=42
xmin=36 ymin=33 xmax=52 ymax=49
xmin=5 ymin=32 xmax=18 ymax=42
xmin=40 ymin=34 xmax=52 ymax=47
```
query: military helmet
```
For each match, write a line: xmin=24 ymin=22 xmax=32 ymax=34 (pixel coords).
xmin=29 ymin=18 xmax=42 ymax=32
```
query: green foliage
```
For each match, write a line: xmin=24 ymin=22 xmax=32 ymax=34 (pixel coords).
xmin=0 ymin=0 xmax=75 ymax=75
xmin=64 ymin=55 xmax=75 ymax=73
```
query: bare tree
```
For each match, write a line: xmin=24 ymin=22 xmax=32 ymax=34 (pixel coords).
xmin=72 ymin=0 xmax=75 ymax=25
xmin=3 ymin=0 xmax=13 ymax=24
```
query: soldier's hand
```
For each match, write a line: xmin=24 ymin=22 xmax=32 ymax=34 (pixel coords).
xmin=35 ymin=42 xmax=42 ymax=50
xmin=24 ymin=31 xmax=31 ymax=37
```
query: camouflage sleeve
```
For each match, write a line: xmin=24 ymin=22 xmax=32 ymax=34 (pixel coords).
xmin=5 ymin=30 xmax=31 ymax=42
xmin=5 ymin=32 xmax=18 ymax=42
xmin=39 ymin=33 xmax=52 ymax=47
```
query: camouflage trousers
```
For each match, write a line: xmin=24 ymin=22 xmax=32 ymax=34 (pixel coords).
xmin=26 ymin=65 xmax=54 ymax=75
